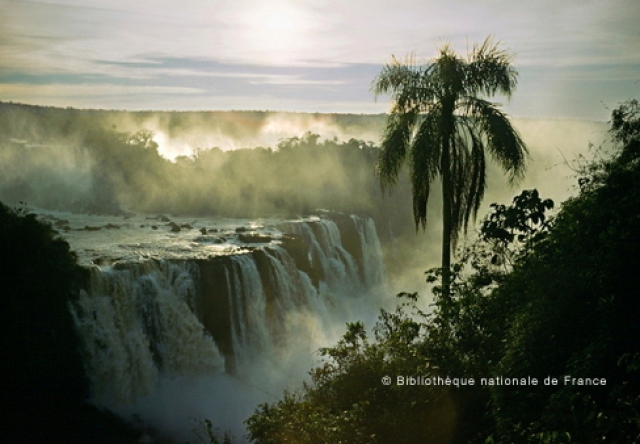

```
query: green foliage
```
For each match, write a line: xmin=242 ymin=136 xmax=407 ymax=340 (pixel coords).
xmin=0 ymin=202 xmax=80 ymax=432
xmin=485 ymin=100 xmax=640 ymax=443
xmin=372 ymin=36 xmax=528 ymax=299
xmin=611 ymin=98 xmax=640 ymax=147
xmin=247 ymin=100 xmax=640 ymax=443
xmin=175 ymin=133 xmax=375 ymax=226
xmin=373 ymin=38 xmax=527 ymax=234
xmin=0 ymin=103 xmax=388 ymax=218
xmin=0 ymin=201 xmax=143 ymax=442
xmin=479 ymin=189 xmax=553 ymax=270
xmin=0 ymin=201 xmax=86 ymax=386
xmin=246 ymin=298 xmax=459 ymax=443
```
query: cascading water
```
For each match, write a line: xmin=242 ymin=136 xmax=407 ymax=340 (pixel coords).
xmin=351 ymin=215 xmax=386 ymax=289
xmin=69 ymin=214 xmax=387 ymax=440
xmin=71 ymin=261 xmax=225 ymax=406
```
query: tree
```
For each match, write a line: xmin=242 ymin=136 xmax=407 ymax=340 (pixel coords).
xmin=0 ymin=202 xmax=142 ymax=442
xmin=483 ymin=100 xmax=640 ymax=442
xmin=372 ymin=37 xmax=527 ymax=298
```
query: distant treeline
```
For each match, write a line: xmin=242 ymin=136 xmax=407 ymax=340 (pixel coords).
xmin=0 ymin=102 xmax=414 ymax=239
xmin=0 ymin=101 xmax=386 ymax=144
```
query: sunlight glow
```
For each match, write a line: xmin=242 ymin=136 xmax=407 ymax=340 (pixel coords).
xmin=238 ymin=1 xmax=312 ymax=65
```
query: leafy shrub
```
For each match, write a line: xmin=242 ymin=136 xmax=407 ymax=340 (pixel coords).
xmin=246 ymin=100 xmax=640 ymax=444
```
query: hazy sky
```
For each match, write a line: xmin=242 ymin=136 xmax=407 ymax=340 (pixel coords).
xmin=1 ymin=0 xmax=638 ymax=119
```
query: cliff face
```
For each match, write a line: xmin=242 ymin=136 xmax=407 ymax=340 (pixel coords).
xmin=71 ymin=215 xmax=387 ymax=408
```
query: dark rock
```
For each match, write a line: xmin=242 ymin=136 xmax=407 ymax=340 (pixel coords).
xmin=238 ymin=233 xmax=272 ymax=243
xmin=280 ymin=234 xmax=319 ymax=287
xmin=200 ymin=227 xmax=207 ymax=235
xmin=83 ymin=225 xmax=101 ymax=231
xmin=235 ymin=226 xmax=247 ymax=233
xmin=92 ymin=256 xmax=119 ymax=266
xmin=326 ymin=213 xmax=365 ymax=282
xmin=197 ymin=256 xmax=236 ymax=373
xmin=166 ymin=222 xmax=181 ymax=232
xmin=204 ymin=236 xmax=226 ymax=244
xmin=195 ymin=235 xmax=227 ymax=244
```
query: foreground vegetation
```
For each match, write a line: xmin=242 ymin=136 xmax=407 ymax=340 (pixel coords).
xmin=245 ymin=101 xmax=640 ymax=443
xmin=0 ymin=202 xmax=144 ymax=442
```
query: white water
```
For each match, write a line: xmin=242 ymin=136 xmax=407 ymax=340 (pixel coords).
xmin=65 ymin=214 xmax=388 ymax=441
xmin=71 ymin=261 xmax=225 ymax=406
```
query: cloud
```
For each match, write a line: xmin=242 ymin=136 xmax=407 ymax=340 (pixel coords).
xmin=0 ymin=83 xmax=204 ymax=100
xmin=1 ymin=0 xmax=638 ymax=116
xmin=247 ymin=76 xmax=347 ymax=86
xmin=6 ymin=0 xmax=638 ymax=68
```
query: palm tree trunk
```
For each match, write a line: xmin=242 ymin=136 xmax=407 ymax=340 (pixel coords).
xmin=440 ymin=97 xmax=455 ymax=300
xmin=441 ymin=139 xmax=452 ymax=300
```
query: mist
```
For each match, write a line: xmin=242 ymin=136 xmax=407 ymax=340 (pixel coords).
xmin=92 ymin=109 xmax=386 ymax=160
xmin=105 ymin=288 xmax=389 ymax=441
xmin=386 ymin=117 xmax=610 ymax=297
xmin=0 ymin=102 xmax=611 ymax=293
xmin=0 ymin=101 xmax=613 ymax=440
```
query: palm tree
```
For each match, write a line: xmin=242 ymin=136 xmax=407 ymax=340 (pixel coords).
xmin=372 ymin=37 xmax=527 ymax=298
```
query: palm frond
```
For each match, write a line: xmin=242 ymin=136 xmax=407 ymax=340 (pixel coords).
xmin=372 ymin=55 xmax=419 ymax=96
xmin=410 ymin=111 xmax=442 ymax=229
xmin=449 ymin=131 xmax=468 ymax=244
xmin=431 ymin=115 xmax=490 ymax=248
xmin=459 ymin=118 xmax=488 ymax=229
xmin=372 ymin=56 xmax=439 ymax=113
xmin=465 ymin=97 xmax=528 ymax=183
xmin=466 ymin=126 xmax=487 ymax=222
xmin=465 ymin=36 xmax=518 ymax=99
xmin=432 ymin=45 xmax=466 ymax=99
xmin=376 ymin=110 xmax=417 ymax=189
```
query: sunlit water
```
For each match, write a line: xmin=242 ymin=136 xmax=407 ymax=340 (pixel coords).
xmin=36 ymin=209 xmax=293 ymax=265
xmin=34 ymin=207 xmax=388 ymax=442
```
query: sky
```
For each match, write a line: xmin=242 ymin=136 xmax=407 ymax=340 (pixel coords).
xmin=1 ymin=0 xmax=638 ymax=120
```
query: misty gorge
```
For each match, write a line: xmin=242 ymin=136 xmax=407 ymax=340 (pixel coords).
xmin=3 ymin=100 xmax=638 ymax=443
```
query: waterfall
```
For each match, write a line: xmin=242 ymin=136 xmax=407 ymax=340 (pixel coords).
xmin=351 ymin=215 xmax=386 ymax=289
xmin=277 ymin=217 xmax=361 ymax=294
xmin=224 ymin=253 xmax=271 ymax=372
xmin=70 ymin=214 xmax=386 ymax=439
xmin=71 ymin=261 xmax=225 ymax=406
